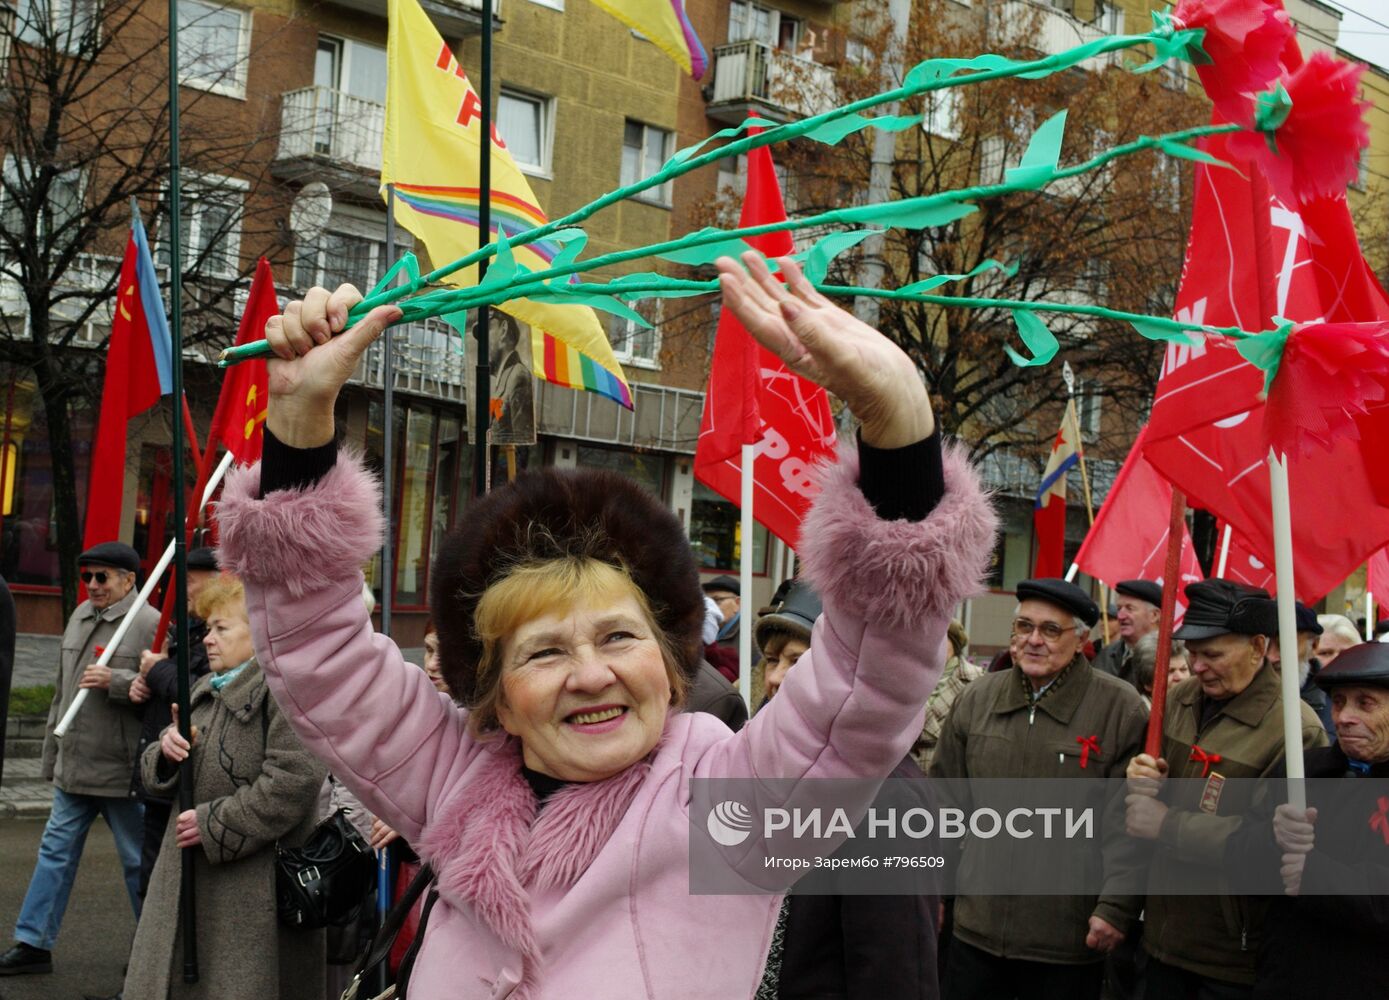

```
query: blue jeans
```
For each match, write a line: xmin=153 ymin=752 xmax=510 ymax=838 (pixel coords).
xmin=13 ymin=788 xmax=144 ymax=950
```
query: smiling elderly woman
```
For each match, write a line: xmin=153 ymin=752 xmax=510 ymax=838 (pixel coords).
xmin=214 ymin=255 xmax=997 ymax=999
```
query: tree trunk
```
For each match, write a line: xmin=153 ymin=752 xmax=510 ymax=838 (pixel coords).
xmin=31 ymin=352 xmax=83 ymax=620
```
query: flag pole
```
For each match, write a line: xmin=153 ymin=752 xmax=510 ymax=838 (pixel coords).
xmin=382 ymin=185 xmax=396 ymax=640
xmin=739 ymin=445 xmax=754 ymax=708
xmin=1144 ymin=488 xmax=1186 ymax=758
xmin=473 ymin=0 xmax=494 ymax=497
xmin=1268 ymin=450 xmax=1306 ymax=810
xmin=167 ymin=0 xmax=198 ymax=979
xmin=54 ymin=455 xmax=233 ymax=739
xmin=1367 ymin=593 xmax=1375 ymax=642
xmin=1216 ymin=525 xmax=1232 ymax=578
xmin=1062 ymin=363 xmax=1106 ymax=638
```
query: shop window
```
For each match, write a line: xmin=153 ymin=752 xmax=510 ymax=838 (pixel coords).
xmin=576 ymin=445 xmax=667 ymax=499
xmin=689 ymin=481 xmax=768 ymax=573
xmin=394 ymin=407 xmax=437 ymax=606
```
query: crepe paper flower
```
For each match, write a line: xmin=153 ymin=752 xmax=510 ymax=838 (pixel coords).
xmin=1230 ymin=52 xmax=1371 ymax=204
xmin=1249 ymin=321 xmax=1389 ymax=457
xmin=1170 ymin=0 xmax=1294 ymax=124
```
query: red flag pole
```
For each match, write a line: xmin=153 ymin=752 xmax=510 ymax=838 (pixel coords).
xmin=1144 ymin=487 xmax=1187 ymax=758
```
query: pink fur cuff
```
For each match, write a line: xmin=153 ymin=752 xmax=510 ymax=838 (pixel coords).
xmin=798 ymin=440 xmax=998 ymax=629
xmin=215 ymin=451 xmax=385 ymax=598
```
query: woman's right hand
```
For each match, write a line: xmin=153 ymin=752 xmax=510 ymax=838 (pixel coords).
xmin=715 ymin=253 xmax=935 ymax=449
xmin=264 ymin=285 xmax=402 ymax=448
xmin=369 ymin=817 xmax=400 ymax=851
xmin=161 ymin=703 xmax=198 ymax=763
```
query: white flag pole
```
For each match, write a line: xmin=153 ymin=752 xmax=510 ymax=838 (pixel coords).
xmin=55 ymin=450 xmax=236 ymax=739
xmin=1367 ymin=593 xmax=1375 ymax=641
xmin=739 ymin=444 xmax=755 ymax=709
xmin=1267 ymin=450 xmax=1305 ymax=810
xmin=1216 ymin=525 xmax=1233 ymax=579
xmin=1064 ymin=563 xmax=1080 ymax=583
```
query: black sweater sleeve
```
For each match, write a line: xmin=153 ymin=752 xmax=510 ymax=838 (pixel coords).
xmin=856 ymin=429 xmax=944 ymax=523
xmin=257 ymin=426 xmax=338 ymax=497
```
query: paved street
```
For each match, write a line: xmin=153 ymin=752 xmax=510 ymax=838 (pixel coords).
xmin=0 ymin=817 xmax=135 ymax=1000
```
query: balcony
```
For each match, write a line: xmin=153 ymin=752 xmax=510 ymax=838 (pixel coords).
xmin=273 ymin=87 xmax=385 ymax=191
xmin=705 ymin=40 xmax=836 ymax=126
xmin=352 ymin=318 xmax=469 ymax=403
xmin=993 ymin=0 xmax=1122 ymax=73
xmin=328 ymin=0 xmax=499 ymax=38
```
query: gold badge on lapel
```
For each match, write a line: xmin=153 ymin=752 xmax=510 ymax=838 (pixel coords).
xmin=1199 ymin=772 xmax=1226 ymax=814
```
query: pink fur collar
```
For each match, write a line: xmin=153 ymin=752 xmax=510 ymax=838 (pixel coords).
xmin=416 ymin=736 xmax=658 ymax=999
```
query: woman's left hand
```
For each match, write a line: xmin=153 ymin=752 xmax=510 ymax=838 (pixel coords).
xmin=176 ymin=809 xmax=202 ymax=849
xmin=715 ymin=253 xmax=934 ymax=449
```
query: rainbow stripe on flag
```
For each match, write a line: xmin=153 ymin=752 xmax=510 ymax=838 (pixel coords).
xmin=536 ymin=327 xmax=634 ymax=408
xmin=391 ymin=183 xmax=564 ymax=263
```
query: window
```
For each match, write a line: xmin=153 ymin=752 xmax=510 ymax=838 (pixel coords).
xmin=728 ymin=1 xmax=799 ymax=50
xmin=526 ymin=0 xmax=564 ymax=10
xmin=315 ymin=35 xmax=387 ymax=103
xmin=621 ymin=120 xmax=672 ymax=205
xmin=178 ymin=1 xmax=250 ymax=98
xmin=295 ymin=230 xmax=385 ymax=292
xmin=608 ymin=299 xmax=661 ymax=369
xmin=16 ymin=0 xmax=99 ymax=53
xmin=1 ymin=156 xmax=83 ymax=245
xmin=576 ymin=446 xmax=668 ymax=499
xmin=689 ymin=481 xmax=769 ymax=573
xmin=156 ymin=174 xmax=246 ymax=279
xmin=1074 ymin=381 xmax=1102 ymax=441
xmin=923 ymin=88 xmax=960 ymax=140
xmin=497 ymin=89 xmax=552 ymax=175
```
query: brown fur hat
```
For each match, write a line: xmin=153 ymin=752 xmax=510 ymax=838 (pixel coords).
xmin=429 ymin=466 xmax=706 ymax=707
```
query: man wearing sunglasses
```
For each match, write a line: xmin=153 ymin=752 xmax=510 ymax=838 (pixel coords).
xmin=931 ymin=578 xmax=1149 ymax=1000
xmin=0 ymin=542 xmax=158 ymax=978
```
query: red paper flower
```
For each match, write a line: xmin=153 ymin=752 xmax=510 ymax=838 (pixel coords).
xmin=1263 ymin=321 xmax=1389 ymax=457
xmin=1174 ymin=0 xmax=1293 ymax=123
xmin=1230 ymin=52 xmax=1371 ymax=204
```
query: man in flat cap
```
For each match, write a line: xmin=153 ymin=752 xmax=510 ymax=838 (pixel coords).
xmin=932 ymin=578 xmax=1149 ymax=999
xmin=1264 ymin=601 xmax=1333 ymax=735
xmin=129 ymin=546 xmax=219 ymax=901
xmin=1092 ymin=579 xmax=1163 ymax=691
xmin=0 ymin=542 xmax=158 ymax=976
xmin=1125 ymin=579 xmax=1327 ymax=999
xmin=1227 ymin=642 xmax=1389 ymax=998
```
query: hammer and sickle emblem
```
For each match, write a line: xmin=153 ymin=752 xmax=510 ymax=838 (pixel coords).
xmin=118 ymin=283 xmax=135 ymax=322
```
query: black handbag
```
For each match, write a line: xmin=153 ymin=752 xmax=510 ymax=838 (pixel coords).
xmin=341 ymin=864 xmax=437 ymax=1000
xmin=276 ymin=808 xmax=377 ymax=929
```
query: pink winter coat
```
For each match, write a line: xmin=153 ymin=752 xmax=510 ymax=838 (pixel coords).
xmin=217 ymin=442 xmax=995 ymax=1000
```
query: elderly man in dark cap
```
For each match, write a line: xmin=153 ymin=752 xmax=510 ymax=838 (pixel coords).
xmin=931 ymin=579 xmax=1149 ymax=999
xmin=1263 ymin=601 xmax=1333 ymax=735
xmin=1125 ymin=579 xmax=1327 ymax=999
xmin=0 ymin=542 xmax=158 ymax=976
xmin=1225 ymin=642 xmax=1389 ymax=998
xmin=1091 ymin=579 xmax=1163 ymax=690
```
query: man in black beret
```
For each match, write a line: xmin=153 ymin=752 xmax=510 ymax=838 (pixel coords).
xmin=1263 ymin=601 xmax=1333 ymax=735
xmin=932 ymin=579 xmax=1149 ymax=999
xmin=1228 ymin=642 xmax=1389 ymax=998
xmin=1125 ymin=579 xmax=1328 ymax=998
xmin=1092 ymin=579 xmax=1163 ymax=692
xmin=1 ymin=543 xmax=158 ymax=975
xmin=702 ymin=574 xmax=743 ymax=661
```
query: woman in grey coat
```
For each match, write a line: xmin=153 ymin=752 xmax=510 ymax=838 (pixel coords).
xmin=123 ymin=576 xmax=327 ymax=1000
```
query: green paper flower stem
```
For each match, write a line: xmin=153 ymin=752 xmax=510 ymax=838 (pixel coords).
xmin=219 ymin=119 xmax=1239 ymax=367
xmin=343 ymin=28 xmax=1184 ymax=316
xmin=357 ymin=121 xmax=1243 ymax=324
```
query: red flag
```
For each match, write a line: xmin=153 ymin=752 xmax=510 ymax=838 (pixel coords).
xmin=1074 ymin=428 xmax=1203 ymax=618
xmin=1143 ymin=120 xmax=1389 ymax=602
xmin=694 ymin=142 xmax=837 ymax=547
xmin=84 ymin=218 xmax=172 ymax=551
xmin=1032 ymin=403 xmax=1080 ymax=578
xmin=1216 ymin=523 xmax=1275 ymax=593
xmin=1368 ymin=548 xmax=1389 ymax=620
xmin=208 ymin=258 xmax=276 ymax=466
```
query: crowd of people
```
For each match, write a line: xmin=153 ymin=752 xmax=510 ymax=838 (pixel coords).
xmin=1 ymin=261 xmax=1386 ymax=999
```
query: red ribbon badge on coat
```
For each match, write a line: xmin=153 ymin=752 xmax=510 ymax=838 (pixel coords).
xmin=1371 ymin=797 xmax=1389 ymax=846
xmin=1190 ymin=745 xmax=1223 ymax=779
xmin=1076 ymin=735 xmax=1102 ymax=769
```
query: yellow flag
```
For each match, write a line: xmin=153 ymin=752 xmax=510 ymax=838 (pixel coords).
xmin=382 ymin=0 xmax=632 ymax=407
